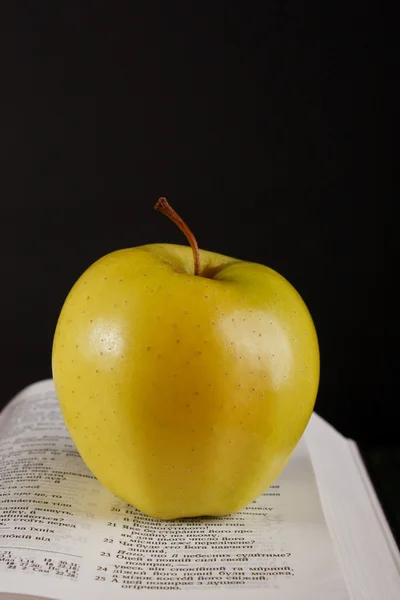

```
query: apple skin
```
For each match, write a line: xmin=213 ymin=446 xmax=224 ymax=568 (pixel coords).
xmin=52 ymin=243 xmax=319 ymax=519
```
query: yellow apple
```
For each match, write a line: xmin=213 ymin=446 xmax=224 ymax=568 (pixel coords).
xmin=52 ymin=198 xmax=319 ymax=519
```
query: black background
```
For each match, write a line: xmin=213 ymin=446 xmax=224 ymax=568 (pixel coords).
xmin=0 ymin=4 xmax=392 ymax=443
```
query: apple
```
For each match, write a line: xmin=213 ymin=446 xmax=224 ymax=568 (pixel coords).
xmin=52 ymin=198 xmax=319 ymax=519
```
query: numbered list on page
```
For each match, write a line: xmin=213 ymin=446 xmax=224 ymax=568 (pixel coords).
xmin=0 ymin=381 xmax=348 ymax=599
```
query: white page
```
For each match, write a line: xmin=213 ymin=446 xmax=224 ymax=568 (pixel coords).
xmin=0 ymin=380 xmax=348 ymax=600
xmin=305 ymin=413 xmax=400 ymax=600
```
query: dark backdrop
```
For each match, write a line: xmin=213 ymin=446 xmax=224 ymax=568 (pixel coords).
xmin=1 ymin=4 xmax=391 ymax=443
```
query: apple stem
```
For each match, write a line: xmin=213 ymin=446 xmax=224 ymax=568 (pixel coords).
xmin=154 ymin=197 xmax=201 ymax=276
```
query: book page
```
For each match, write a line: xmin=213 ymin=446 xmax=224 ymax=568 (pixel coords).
xmin=305 ymin=413 xmax=400 ymax=600
xmin=0 ymin=380 xmax=349 ymax=600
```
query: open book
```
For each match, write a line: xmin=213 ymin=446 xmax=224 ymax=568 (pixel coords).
xmin=0 ymin=381 xmax=399 ymax=600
